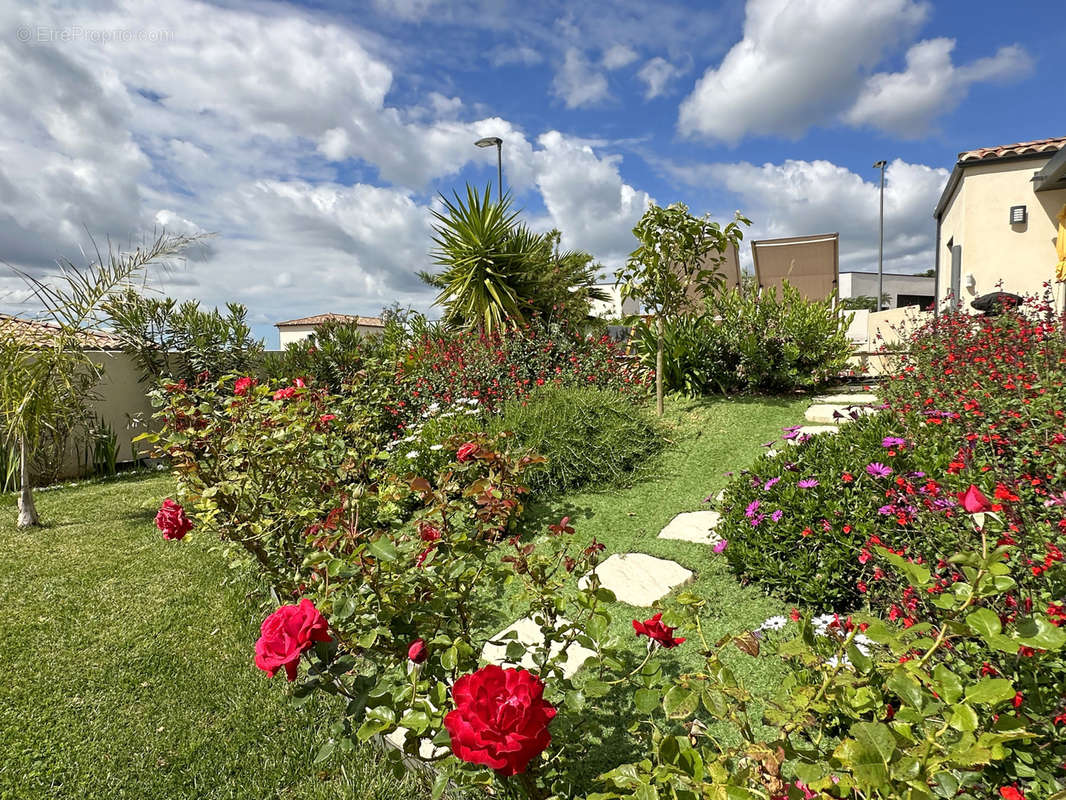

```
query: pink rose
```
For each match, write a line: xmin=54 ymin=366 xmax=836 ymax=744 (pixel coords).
xmin=273 ymin=386 xmax=296 ymax=400
xmin=254 ymin=599 xmax=332 ymax=681
xmin=957 ymin=484 xmax=994 ymax=514
xmin=155 ymin=499 xmax=193 ymax=541
xmin=234 ymin=376 xmax=256 ymax=396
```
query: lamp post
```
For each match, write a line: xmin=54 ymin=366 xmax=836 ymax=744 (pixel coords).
xmin=475 ymin=136 xmax=503 ymax=201
xmin=873 ymin=160 xmax=887 ymax=311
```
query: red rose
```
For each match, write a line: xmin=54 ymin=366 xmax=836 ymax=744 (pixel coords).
xmin=234 ymin=376 xmax=256 ymax=396
xmin=407 ymin=638 xmax=428 ymax=664
xmin=1000 ymin=786 xmax=1025 ymax=800
xmin=155 ymin=498 xmax=193 ymax=541
xmin=957 ymin=484 xmax=994 ymax=513
xmin=254 ymin=599 xmax=331 ymax=681
xmin=456 ymin=442 xmax=479 ymax=462
xmin=444 ymin=665 xmax=556 ymax=775
xmin=418 ymin=522 xmax=442 ymax=542
xmin=273 ymin=386 xmax=296 ymax=400
xmin=632 ymin=613 xmax=685 ymax=648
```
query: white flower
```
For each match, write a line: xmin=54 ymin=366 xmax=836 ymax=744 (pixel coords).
xmin=403 ymin=435 xmax=417 ymax=443
xmin=405 ymin=450 xmax=420 ymax=459
xmin=758 ymin=615 xmax=787 ymax=632
xmin=429 ymin=444 xmax=443 ymax=451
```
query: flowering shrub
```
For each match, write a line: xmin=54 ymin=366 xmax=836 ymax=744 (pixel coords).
xmin=393 ymin=320 xmax=649 ymax=432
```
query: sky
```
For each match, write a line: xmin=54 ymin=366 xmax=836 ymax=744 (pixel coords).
xmin=1 ymin=0 xmax=1062 ymax=346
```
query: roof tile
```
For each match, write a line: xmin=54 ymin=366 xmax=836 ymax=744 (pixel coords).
xmin=958 ymin=136 xmax=1066 ymax=164
xmin=274 ymin=313 xmax=385 ymax=328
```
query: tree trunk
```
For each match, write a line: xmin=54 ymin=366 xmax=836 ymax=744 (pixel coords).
xmin=655 ymin=316 xmax=664 ymax=417
xmin=17 ymin=436 xmax=39 ymax=528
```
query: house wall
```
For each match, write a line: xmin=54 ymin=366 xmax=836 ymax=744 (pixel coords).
xmin=937 ymin=158 xmax=1066 ymax=308
xmin=839 ymin=273 xmax=935 ymax=309
xmin=278 ymin=324 xmax=383 ymax=348
xmin=589 ymin=285 xmax=641 ymax=319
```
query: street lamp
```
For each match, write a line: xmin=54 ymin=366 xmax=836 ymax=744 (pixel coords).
xmin=475 ymin=136 xmax=503 ymax=202
xmin=873 ymin=160 xmax=887 ymax=311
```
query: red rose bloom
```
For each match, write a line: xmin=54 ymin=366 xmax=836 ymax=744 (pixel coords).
xmin=1000 ymin=786 xmax=1025 ymax=800
xmin=632 ymin=613 xmax=685 ymax=648
xmin=273 ymin=386 xmax=296 ymax=400
xmin=155 ymin=498 xmax=193 ymax=541
xmin=444 ymin=665 xmax=556 ymax=775
xmin=456 ymin=442 xmax=479 ymax=462
xmin=234 ymin=376 xmax=256 ymax=396
xmin=407 ymin=638 xmax=428 ymax=664
xmin=957 ymin=484 xmax=994 ymax=513
xmin=254 ymin=599 xmax=332 ymax=681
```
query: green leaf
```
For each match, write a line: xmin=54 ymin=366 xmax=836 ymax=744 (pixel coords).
xmin=1016 ymin=617 xmax=1066 ymax=651
xmin=634 ymin=688 xmax=659 ymax=713
xmin=933 ymin=665 xmax=964 ymax=704
xmin=440 ymin=646 xmax=458 ymax=671
xmin=367 ymin=537 xmax=398 ymax=562
xmin=662 ymin=686 xmax=699 ymax=719
xmin=965 ymin=608 xmax=1001 ymax=638
xmin=964 ymin=678 xmax=1015 ymax=706
xmin=887 ymin=668 xmax=924 ymax=708
xmin=948 ymin=704 xmax=978 ymax=732
xmin=313 ymin=739 xmax=337 ymax=764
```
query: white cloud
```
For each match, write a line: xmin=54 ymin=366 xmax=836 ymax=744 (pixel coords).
xmin=533 ymin=132 xmax=653 ymax=265
xmin=670 ymin=158 xmax=948 ymax=274
xmin=603 ymin=44 xmax=639 ymax=70
xmin=678 ymin=0 xmax=928 ymax=142
xmin=845 ymin=39 xmax=1031 ymax=138
xmin=637 ymin=57 xmax=682 ymax=99
xmin=552 ymin=48 xmax=610 ymax=108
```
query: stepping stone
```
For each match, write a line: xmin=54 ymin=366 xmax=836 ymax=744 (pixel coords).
xmin=811 ymin=393 xmax=879 ymax=405
xmin=805 ymin=404 xmax=876 ymax=425
xmin=481 ymin=616 xmax=596 ymax=680
xmin=714 ymin=489 xmax=726 ymax=504
xmin=580 ymin=553 xmax=694 ymax=607
xmin=385 ymin=727 xmax=447 ymax=761
xmin=786 ymin=425 xmax=839 ymax=444
xmin=658 ymin=510 xmax=722 ymax=545
xmin=823 ymin=383 xmax=878 ymax=395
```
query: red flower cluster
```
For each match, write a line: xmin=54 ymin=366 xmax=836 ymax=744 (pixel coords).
xmin=444 ymin=665 xmax=556 ymax=775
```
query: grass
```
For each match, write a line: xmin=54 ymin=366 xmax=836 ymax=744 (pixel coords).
xmin=0 ymin=392 xmax=809 ymax=798
xmin=0 ymin=473 xmax=426 ymax=800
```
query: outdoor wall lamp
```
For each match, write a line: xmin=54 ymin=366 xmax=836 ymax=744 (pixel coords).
xmin=1010 ymin=205 xmax=1027 ymax=225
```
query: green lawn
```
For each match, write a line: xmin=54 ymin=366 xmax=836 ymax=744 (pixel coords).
xmin=0 ymin=393 xmax=808 ymax=798
xmin=0 ymin=473 xmax=425 ymax=800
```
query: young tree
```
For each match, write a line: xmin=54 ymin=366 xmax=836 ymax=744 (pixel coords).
xmin=0 ymin=232 xmax=203 ymax=527
xmin=616 ymin=203 xmax=749 ymax=416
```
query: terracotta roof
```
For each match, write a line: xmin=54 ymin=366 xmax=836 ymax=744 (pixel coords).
xmin=0 ymin=313 xmax=124 ymax=350
xmin=958 ymin=136 xmax=1066 ymax=164
xmin=274 ymin=313 xmax=385 ymax=328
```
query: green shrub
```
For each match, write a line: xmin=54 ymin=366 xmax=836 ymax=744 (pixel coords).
xmin=633 ymin=282 xmax=853 ymax=396
xmin=490 ymin=387 xmax=664 ymax=496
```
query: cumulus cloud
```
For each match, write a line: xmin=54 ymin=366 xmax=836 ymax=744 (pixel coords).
xmin=552 ymin=48 xmax=610 ymax=108
xmin=637 ymin=57 xmax=682 ymax=99
xmin=670 ymin=158 xmax=948 ymax=274
xmin=603 ymin=44 xmax=639 ymax=70
xmin=679 ymin=0 xmax=928 ymax=142
xmin=845 ymin=39 xmax=1032 ymax=138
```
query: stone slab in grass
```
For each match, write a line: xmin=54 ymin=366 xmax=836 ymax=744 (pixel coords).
xmin=481 ymin=616 xmax=596 ymax=680
xmin=580 ymin=553 xmax=694 ymax=607
xmin=384 ymin=727 xmax=447 ymax=761
xmin=786 ymin=425 xmax=839 ymax=443
xmin=804 ymin=404 xmax=877 ymax=425
xmin=658 ymin=510 xmax=722 ymax=545
xmin=811 ymin=393 xmax=879 ymax=405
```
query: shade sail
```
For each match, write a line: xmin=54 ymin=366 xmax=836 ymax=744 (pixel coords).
xmin=752 ymin=233 xmax=839 ymax=301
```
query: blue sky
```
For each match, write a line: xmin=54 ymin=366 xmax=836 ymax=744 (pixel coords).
xmin=1 ymin=0 xmax=1062 ymax=346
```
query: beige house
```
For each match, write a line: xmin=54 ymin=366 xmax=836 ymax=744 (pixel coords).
xmin=274 ymin=313 xmax=385 ymax=347
xmin=934 ymin=137 xmax=1066 ymax=309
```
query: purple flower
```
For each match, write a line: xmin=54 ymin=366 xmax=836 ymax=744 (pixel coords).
xmin=783 ymin=424 xmax=801 ymax=432
xmin=713 ymin=539 xmax=728 ymax=554
xmin=771 ymin=509 xmax=784 ymax=523
xmin=763 ymin=477 xmax=780 ymax=491
xmin=761 ymin=440 xmax=776 ymax=448
xmin=866 ymin=462 xmax=892 ymax=478
xmin=881 ymin=436 xmax=906 ymax=448
xmin=908 ymin=471 xmax=926 ymax=479
xmin=782 ymin=430 xmax=800 ymax=441
xmin=745 ymin=499 xmax=760 ymax=518
xmin=797 ymin=478 xmax=819 ymax=489
xmin=877 ymin=504 xmax=895 ymax=515
xmin=750 ymin=513 xmax=765 ymax=528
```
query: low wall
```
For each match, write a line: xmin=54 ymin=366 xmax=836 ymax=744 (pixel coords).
xmin=848 ymin=306 xmax=933 ymax=377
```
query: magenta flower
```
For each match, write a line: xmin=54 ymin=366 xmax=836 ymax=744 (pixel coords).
xmin=713 ymin=539 xmax=728 ymax=553
xmin=881 ymin=436 xmax=906 ymax=448
xmin=771 ymin=509 xmax=784 ymax=523
xmin=866 ymin=462 xmax=892 ymax=478
xmin=763 ymin=477 xmax=780 ymax=491
xmin=797 ymin=478 xmax=819 ymax=489
xmin=745 ymin=499 xmax=760 ymax=518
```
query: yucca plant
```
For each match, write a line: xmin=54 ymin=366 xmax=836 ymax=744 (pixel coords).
xmin=423 ymin=184 xmax=544 ymax=332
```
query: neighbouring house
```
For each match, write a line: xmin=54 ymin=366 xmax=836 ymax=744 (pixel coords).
xmin=934 ymin=136 xmax=1066 ymax=309
xmin=274 ymin=313 xmax=385 ymax=347
xmin=838 ymin=271 xmax=935 ymax=310
xmin=588 ymin=284 xmax=641 ymax=320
